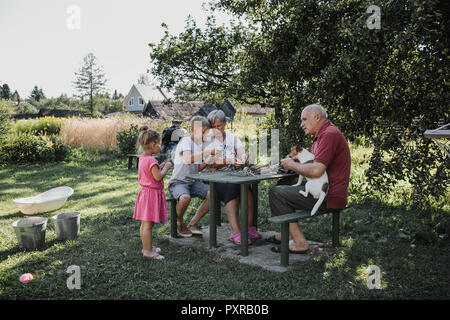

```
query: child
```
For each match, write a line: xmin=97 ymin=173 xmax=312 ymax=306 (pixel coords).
xmin=133 ymin=125 xmax=172 ymax=259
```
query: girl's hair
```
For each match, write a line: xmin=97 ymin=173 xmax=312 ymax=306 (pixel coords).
xmin=137 ymin=125 xmax=160 ymax=153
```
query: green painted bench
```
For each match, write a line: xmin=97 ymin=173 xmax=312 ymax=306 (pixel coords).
xmin=166 ymin=195 xmax=225 ymax=238
xmin=268 ymin=206 xmax=350 ymax=267
xmin=127 ymin=154 xmax=140 ymax=170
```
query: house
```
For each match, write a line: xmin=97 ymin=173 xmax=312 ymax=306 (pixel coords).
xmin=237 ymin=105 xmax=273 ymax=123
xmin=123 ymin=84 xmax=272 ymax=122
xmin=143 ymin=101 xmax=204 ymax=120
xmin=123 ymin=84 xmax=175 ymax=113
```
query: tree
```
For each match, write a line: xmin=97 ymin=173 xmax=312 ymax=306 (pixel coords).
xmin=11 ymin=90 xmax=20 ymax=104
xmin=112 ymin=89 xmax=120 ymax=100
xmin=1 ymin=84 xmax=11 ymax=100
xmin=137 ymin=74 xmax=150 ymax=85
xmin=73 ymin=53 xmax=107 ymax=114
xmin=30 ymin=86 xmax=45 ymax=102
xmin=149 ymin=0 xmax=449 ymax=207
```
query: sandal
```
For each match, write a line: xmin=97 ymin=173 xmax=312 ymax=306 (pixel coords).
xmin=143 ymin=251 xmax=165 ymax=260
xmin=270 ymin=246 xmax=309 ymax=254
xmin=228 ymin=232 xmax=252 ymax=245
xmin=265 ymin=235 xmax=281 ymax=245
xmin=248 ymin=226 xmax=262 ymax=239
xmin=141 ymin=247 xmax=161 ymax=254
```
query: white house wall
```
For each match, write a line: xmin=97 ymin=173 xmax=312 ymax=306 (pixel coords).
xmin=124 ymin=86 xmax=145 ymax=112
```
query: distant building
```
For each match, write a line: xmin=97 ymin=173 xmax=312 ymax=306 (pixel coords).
xmin=237 ymin=105 xmax=273 ymax=123
xmin=123 ymin=84 xmax=175 ymax=113
xmin=123 ymin=84 xmax=272 ymax=122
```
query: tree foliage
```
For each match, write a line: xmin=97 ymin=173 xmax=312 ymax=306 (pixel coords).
xmin=29 ymin=85 xmax=46 ymax=102
xmin=1 ymin=84 xmax=11 ymax=100
xmin=149 ymin=0 xmax=449 ymax=206
xmin=73 ymin=53 xmax=107 ymax=114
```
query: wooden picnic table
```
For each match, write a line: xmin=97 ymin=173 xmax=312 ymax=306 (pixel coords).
xmin=186 ymin=171 xmax=296 ymax=257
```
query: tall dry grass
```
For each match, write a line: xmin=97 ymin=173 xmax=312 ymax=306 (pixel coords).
xmin=60 ymin=115 xmax=171 ymax=150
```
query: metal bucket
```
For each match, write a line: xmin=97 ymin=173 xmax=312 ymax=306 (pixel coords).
xmin=52 ymin=212 xmax=80 ymax=240
xmin=12 ymin=217 xmax=48 ymax=250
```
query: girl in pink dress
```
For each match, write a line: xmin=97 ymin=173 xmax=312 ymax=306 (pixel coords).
xmin=133 ymin=125 xmax=172 ymax=259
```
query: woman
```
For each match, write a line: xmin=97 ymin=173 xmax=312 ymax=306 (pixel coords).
xmin=206 ymin=110 xmax=261 ymax=245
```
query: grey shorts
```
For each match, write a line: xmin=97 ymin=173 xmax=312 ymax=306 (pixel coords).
xmin=168 ymin=180 xmax=209 ymax=201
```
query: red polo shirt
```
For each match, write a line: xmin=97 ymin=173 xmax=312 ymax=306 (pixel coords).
xmin=310 ymin=120 xmax=350 ymax=209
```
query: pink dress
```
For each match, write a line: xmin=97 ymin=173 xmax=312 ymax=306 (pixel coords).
xmin=133 ymin=155 xmax=168 ymax=223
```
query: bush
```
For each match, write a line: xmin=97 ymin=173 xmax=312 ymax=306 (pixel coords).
xmin=0 ymin=133 xmax=69 ymax=163
xmin=14 ymin=116 xmax=63 ymax=136
xmin=116 ymin=124 xmax=139 ymax=155
xmin=0 ymin=99 xmax=11 ymax=147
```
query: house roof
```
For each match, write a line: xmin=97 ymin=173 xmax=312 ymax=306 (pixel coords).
xmin=133 ymin=84 xmax=175 ymax=102
xmin=238 ymin=105 xmax=273 ymax=114
xmin=145 ymin=101 xmax=203 ymax=120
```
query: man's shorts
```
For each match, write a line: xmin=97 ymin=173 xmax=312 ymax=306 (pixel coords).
xmin=168 ymin=181 xmax=209 ymax=201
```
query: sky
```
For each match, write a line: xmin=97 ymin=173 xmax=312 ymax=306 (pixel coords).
xmin=0 ymin=0 xmax=232 ymax=98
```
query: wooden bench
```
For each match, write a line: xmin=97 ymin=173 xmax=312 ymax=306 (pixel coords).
xmin=127 ymin=154 xmax=140 ymax=170
xmin=166 ymin=195 xmax=225 ymax=238
xmin=268 ymin=206 xmax=350 ymax=267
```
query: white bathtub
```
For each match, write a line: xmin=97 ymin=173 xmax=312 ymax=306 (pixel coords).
xmin=13 ymin=186 xmax=74 ymax=215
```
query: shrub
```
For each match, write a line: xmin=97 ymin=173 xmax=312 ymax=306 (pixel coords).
xmin=0 ymin=99 xmax=11 ymax=147
xmin=117 ymin=124 xmax=139 ymax=155
xmin=0 ymin=133 xmax=69 ymax=163
xmin=14 ymin=116 xmax=63 ymax=136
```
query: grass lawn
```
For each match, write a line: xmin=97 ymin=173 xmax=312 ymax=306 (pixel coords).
xmin=1 ymin=156 xmax=449 ymax=299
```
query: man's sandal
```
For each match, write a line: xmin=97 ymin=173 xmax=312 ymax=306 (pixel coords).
xmin=265 ymin=235 xmax=281 ymax=245
xmin=270 ymin=246 xmax=309 ymax=254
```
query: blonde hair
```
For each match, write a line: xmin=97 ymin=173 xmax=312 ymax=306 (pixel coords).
xmin=137 ymin=125 xmax=160 ymax=154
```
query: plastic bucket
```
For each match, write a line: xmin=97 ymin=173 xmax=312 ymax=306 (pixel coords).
xmin=12 ymin=217 xmax=48 ymax=250
xmin=52 ymin=212 xmax=80 ymax=240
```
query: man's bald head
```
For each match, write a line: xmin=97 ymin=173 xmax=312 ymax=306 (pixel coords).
xmin=302 ymin=104 xmax=328 ymax=119
xmin=300 ymin=104 xmax=328 ymax=136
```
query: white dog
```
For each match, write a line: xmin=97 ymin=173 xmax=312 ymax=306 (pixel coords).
xmin=289 ymin=146 xmax=329 ymax=216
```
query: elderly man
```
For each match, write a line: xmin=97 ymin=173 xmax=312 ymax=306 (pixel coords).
xmin=267 ymin=104 xmax=351 ymax=253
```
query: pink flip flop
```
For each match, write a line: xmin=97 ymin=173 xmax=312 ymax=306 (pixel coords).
xmin=142 ymin=251 xmax=165 ymax=260
xmin=141 ymin=247 xmax=161 ymax=254
xmin=248 ymin=226 xmax=262 ymax=239
xmin=228 ymin=232 xmax=252 ymax=245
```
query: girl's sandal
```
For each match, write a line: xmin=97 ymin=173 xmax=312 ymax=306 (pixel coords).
xmin=143 ymin=251 xmax=165 ymax=260
xmin=141 ymin=247 xmax=161 ymax=255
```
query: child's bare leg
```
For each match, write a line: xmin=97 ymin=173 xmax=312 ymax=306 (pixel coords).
xmin=188 ymin=192 xmax=209 ymax=228
xmin=140 ymin=221 xmax=153 ymax=255
xmin=176 ymin=194 xmax=191 ymax=225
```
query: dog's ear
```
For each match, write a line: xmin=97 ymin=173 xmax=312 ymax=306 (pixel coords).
xmin=296 ymin=145 xmax=303 ymax=152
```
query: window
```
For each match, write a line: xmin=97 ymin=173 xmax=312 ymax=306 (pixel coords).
xmin=139 ymin=97 xmax=144 ymax=105
xmin=128 ymin=97 xmax=134 ymax=106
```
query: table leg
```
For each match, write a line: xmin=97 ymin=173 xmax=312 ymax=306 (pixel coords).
xmin=216 ymin=198 xmax=221 ymax=227
xmin=209 ymin=182 xmax=217 ymax=248
xmin=251 ymin=182 xmax=258 ymax=229
xmin=240 ymin=183 xmax=249 ymax=256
